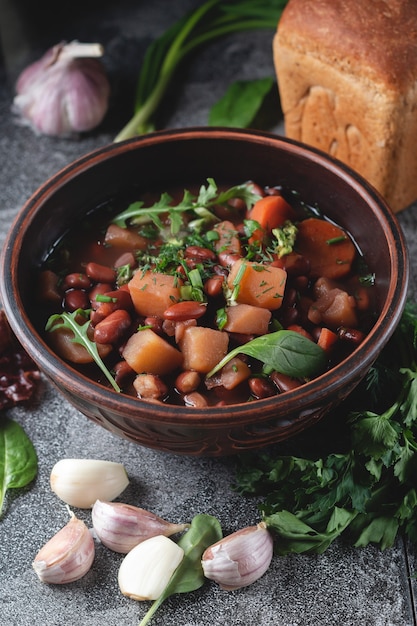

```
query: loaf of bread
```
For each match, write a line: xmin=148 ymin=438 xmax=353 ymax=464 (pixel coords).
xmin=273 ymin=0 xmax=417 ymax=212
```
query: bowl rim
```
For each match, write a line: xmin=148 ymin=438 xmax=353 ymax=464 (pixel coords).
xmin=0 ymin=127 xmax=409 ymax=426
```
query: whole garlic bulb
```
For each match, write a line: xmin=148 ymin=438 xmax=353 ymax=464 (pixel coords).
xmin=13 ymin=41 xmax=110 ymax=137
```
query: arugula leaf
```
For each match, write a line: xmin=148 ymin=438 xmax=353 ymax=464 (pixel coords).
xmin=0 ymin=418 xmax=38 ymax=518
xmin=112 ymin=179 xmax=260 ymax=237
xmin=45 ymin=310 xmax=120 ymax=393
xmin=138 ymin=514 xmax=222 ymax=626
xmin=209 ymin=77 xmax=275 ymax=127
xmin=207 ymin=329 xmax=326 ymax=379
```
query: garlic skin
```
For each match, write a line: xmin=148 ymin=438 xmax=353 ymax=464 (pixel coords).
xmin=13 ymin=41 xmax=110 ymax=137
xmin=33 ymin=511 xmax=95 ymax=584
xmin=118 ymin=535 xmax=184 ymax=601
xmin=92 ymin=500 xmax=190 ymax=553
xmin=50 ymin=459 xmax=129 ymax=508
xmin=201 ymin=522 xmax=274 ymax=590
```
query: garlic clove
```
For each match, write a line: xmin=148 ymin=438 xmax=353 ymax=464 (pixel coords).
xmin=33 ymin=511 xmax=95 ymax=584
xmin=13 ymin=41 xmax=110 ymax=137
xmin=118 ymin=535 xmax=184 ymax=601
xmin=92 ymin=500 xmax=190 ymax=553
xmin=201 ymin=521 xmax=274 ymax=590
xmin=50 ymin=459 xmax=129 ymax=508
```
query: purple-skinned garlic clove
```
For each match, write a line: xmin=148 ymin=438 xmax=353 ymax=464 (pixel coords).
xmin=201 ymin=521 xmax=274 ymax=590
xmin=92 ymin=499 xmax=190 ymax=553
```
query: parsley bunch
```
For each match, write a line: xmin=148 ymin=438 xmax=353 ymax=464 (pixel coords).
xmin=234 ymin=301 xmax=417 ymax=553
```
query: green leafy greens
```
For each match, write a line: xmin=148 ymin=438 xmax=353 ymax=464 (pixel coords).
xmin=113 ymin=178 xmax=260 ymax=236
xmin=114 ymin=0 xmax=288 ymax=140
xmin=0 ymin=417 xmax=38 ymax=518
xmin=234 ymin=301 xmax=417 ymax=553
xmin=207 ymin=329 xmax=327 ymax=380
xmin=45 ymin=310 xmax=120 ymax=393
xmin=138 ymin=514 xmax=222 ymax=626
xmin=208 ymin=77 xmax=275 ymax=128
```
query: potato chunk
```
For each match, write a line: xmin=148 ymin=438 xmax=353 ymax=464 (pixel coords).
xmin=128 ymin=270 xmax=183 ymax=317
xmin=179 ymin=326 xmax=229 ymax=374
xmin=122 ymin=328 xmax=183 ymax=375
xmin=227 ymin=260 xmax=287 ymax=310
xmin=223 ymin=303 xmax=271 ymax=335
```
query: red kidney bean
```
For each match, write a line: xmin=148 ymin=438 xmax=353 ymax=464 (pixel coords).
xmin=93 ymin=309 xmax=132 ymax=345
xmin=337 ymin=327 xmax=365 ymax=347
xmin=163 ymin=301 xmax=207 ymax=322
xmin=64 ymin=289 xmax=90 ymax=312
xmin=204 ymin=275 xmax=224 ymax=298
xmin=144 ymin=316 xmax=164 ymax=336
xmin=218 ymin=252 xmax=241 ymax=268
xmin=89 ymin=283 xmax=113 ymax=308
xmin=62 ymin=272 xmax=91 ymax=291
xmin=91 ymin=289 xmax=134 ymax=325
xmin=175 ymin=370 xmax=201 ymax=394
xmin=293 ymin=275 xmax=309 ymax=291
xmin=282 ymin=287 xmax=298 ymax=308
xmin=248 ymin=377 xmax=277 ymax=399
xmin=85 ymin=262 xmax=116 ymax=284
xmin=113 ymin=360 xmax=135 ymax=386
xmin=185 ymin=246 xmax=216 ymax=262
xmin=183 ymin=391 xmax=208 ymax=408
xmin=270 ymin=371 xmax=303 ymax=393
xmin=280 ymin=306 xmax=300 ymax=327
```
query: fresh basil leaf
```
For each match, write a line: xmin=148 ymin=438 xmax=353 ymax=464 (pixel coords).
xmin=209 ymin=77 xmax=275 ymax=128
xmin=0 ymin=417 xmax=38 ymax=518
xmin=207 ymin=330 xmax=326 ymax=379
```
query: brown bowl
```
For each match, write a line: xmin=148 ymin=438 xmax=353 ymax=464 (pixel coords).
xmin=0 ymin=128 xmax=409 ymax=456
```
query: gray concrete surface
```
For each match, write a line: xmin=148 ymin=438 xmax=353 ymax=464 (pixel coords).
xmin=1 ymin=2 xmax=417 ymax=625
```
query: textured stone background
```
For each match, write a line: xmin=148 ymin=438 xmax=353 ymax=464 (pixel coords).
xmin=1 ymin=2 xmax=416 ymax=625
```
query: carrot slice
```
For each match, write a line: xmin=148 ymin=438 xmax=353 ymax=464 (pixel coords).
xmin=248 ymin=195 xmax=296 ymax=243
xmin=295 ymin=217 xmax=356 ymax=279
xmin=317 ymin=327 xmax=338 ymax=353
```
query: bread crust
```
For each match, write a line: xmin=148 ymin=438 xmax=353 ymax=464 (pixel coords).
xmin=274 ymin=0 xmax=417 ymax=212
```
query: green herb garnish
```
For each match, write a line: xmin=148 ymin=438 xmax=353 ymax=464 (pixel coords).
xmin=207 ymin=329 xmax=326 ymax=379
xmin=45 ymin=310 xmax=120 ymax=392
xmin=234 ymin=301 xmax=417 ymax=553
xmin=138 ymin=514 xmax=222 ymax=626
xmin=113 ymin=179 xmax=260 ymax=237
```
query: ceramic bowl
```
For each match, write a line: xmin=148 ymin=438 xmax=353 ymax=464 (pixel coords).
xmin=0 ymin=128 xmax=409 ymax=456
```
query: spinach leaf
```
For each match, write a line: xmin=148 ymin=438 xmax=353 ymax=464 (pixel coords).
xmin=139 ymin=514 xmax=222 ymax=626
xmin=0 ymin=417 xmax=38 ymax=518
xmin=207 ymin=329 xmax=326 ymax=379
xmin=209 ymin=77 xmax=275 ymax=128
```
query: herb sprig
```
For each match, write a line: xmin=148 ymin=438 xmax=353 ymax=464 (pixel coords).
xmin=114 ymin=0 xmax=288 ymax=141
xmin=234 ymin=301 xmax=417 ymax=553
xmin=113 ymin=178 xmax=261 ymax=236
xmin=45 ymin=310 xmax=120 ymax=393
